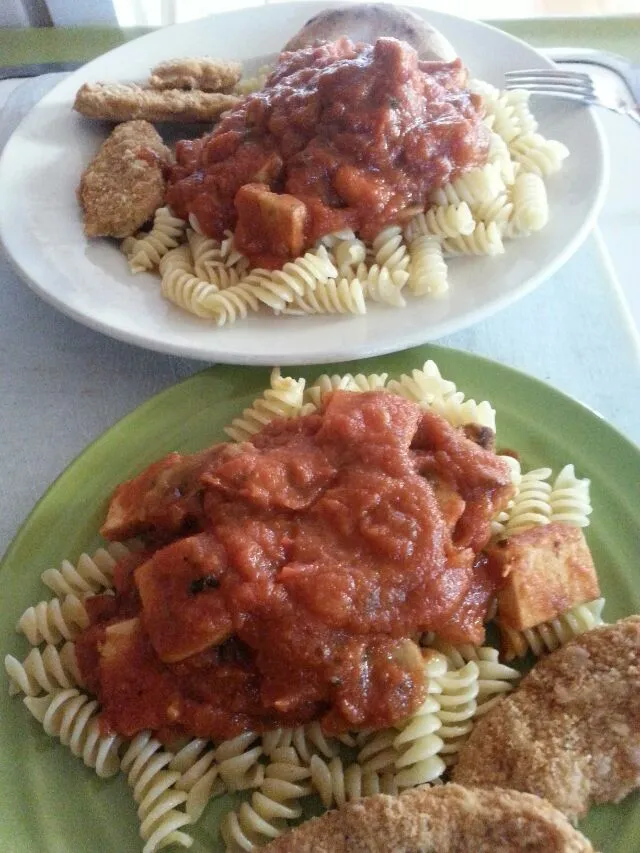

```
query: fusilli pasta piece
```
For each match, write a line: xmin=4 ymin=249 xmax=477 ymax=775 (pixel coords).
xmin=472 ymin=193 xmax=514 ymax=233
xmin=407 ymin=236 xmax=448 ymax=296
xmin=170 ymin=740 xmax=225 ymax=821
xmin=549 ymin=463 xmax=592 ymax=527
xmin=332 ymin=234 xmax=367 ymax=277
xmin=485 ymin=131 xmax=518 ymax=185
xmin=404 ymin=203 xmax=474 ymax=242
xmin=40 ymin=543 xmax=129 ymax=598
xmin=507 ymin=172 xmax=549 ymax=235
xmin=292 ymin=721 xmax=338 ymax=764
xmin=215 ymin=731 xmax=264 ymax=792
xmin=221 ymin=762 xmax=312 ymax=852
xmin=160 ymin=247 xmax=224 ymax=319
xmin=428 ymin=640 xmax=520 ymax=717
xmin=5 ymin=641 xmax=80 ymax=696
xmin=502 ymin=467 xmax=553 ymax=536
xmin=371 ymin=225 xmax=410 ymax=272
xmin=385 ymin=360 xmax=457 ymax=407
xmin=429 ymin=391 xmax=497 ymax=431
xmin=309 ymin=755 xmax=385 ymax=810
xmin=24 ymin=688 xmax=122 ymax=778
xmin=441 ymin=221 xmax=504 ymax=257
xmin=224 ymin=368 xmax=306 ymax=442
xmin=432 ymin=660 xmax=479 ymax=766
xmin=430 ymin=163 xmax=504 ymax=207
xmin=121 ymin=730 xmax=193 ymax=853
xmin=392 ymin=651 xmax=448 ymax=788
xmin=499 ymin=597 xmax=606 ymax=662
xmin=126 ymin=207 xmax=186 ymax=274
xmin=16 ymin=594 xmax=89 ymax=645
xmin=285 ymin=276 xmax=367 ymax=315
xmin=509 ymin=133 xmax=570 ymax=177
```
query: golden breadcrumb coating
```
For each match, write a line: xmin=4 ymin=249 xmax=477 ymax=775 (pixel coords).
xmin=73 ymin=82 xmax=241 ymax=123
xmin=148 ymin=57 xmax=242 ymax=92
xmin=453 ymin=616 xmax=640 ymax=820
xmin=77 ymin=120 xmax=170 ymax=238
xmin=262 ymin=784 xmax=596 ymax=852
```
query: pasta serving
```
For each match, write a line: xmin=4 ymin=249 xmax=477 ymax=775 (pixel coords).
xmin=5 ymin=359 xmax=608 ymax=853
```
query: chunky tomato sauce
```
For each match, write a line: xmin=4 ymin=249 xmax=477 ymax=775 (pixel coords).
xmin=76 ymin=391 xmax=513 ymax=744
xmin=166 ymin=37 xmax=489 ymax=268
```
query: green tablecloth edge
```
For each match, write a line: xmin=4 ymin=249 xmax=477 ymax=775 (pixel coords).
xmin=0 ymin=16 xmax=638 ymax=65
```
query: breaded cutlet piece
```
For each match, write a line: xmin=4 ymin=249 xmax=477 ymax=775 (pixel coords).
xmin=148 ymin=57 xmax=242 ymax=92
xmin=73 ymin=82 xmax=241 ymax=123
xmin=262 ymin=784 xmax=596 ymax=853
xmin=453 ymin=616 xmax=640 ymax=820
xmin=78 ymin=120 xmax=170 ymax=238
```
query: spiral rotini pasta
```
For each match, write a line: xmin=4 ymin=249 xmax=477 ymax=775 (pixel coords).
xmin=502 ymin=467 xmax=553 ymax=535
xmin=509 ymin=132 xmax=570 ymax=177
xmin=291 ymin=721 xmax=338 ymax=764
xmin=159 ymin=246 xmax=226 ymax=318
xmin=221 ymin=761 xmax=313 ymax=852
xmin=430 ymin=162 xmax=504 ymax=207
xmin=404 ymin=203 xmax=474 ymax=242
xmin=428 ymin=641 xmax=521 ymax=717
xmin=507 ymin=172 xmax=549 ymax=235
xmin=472 ymin=193 xmax=514 ymax=233
xmin=16 ymin=593 xmax=89 ymax=645
xmin=331 ymin=233 xmax=367 ymax=277
xmin=120 ymin=731 xmax=194 ymax=853
xmin=549 ymin=463 xmax=592 ymax=527
xmin=406 ymin=236 xmax=448 ymax=296
xmin=429 ymin=392 xmax=497 ymax=431
xmin=285 ymin=276 xmax=367 ymax=315
xmin=224 ymin=368 xmax=306 ymax=442
xmin=309 ymin=754 xmax=388 ymax=810
xmin=371 ymin=225 xmax=410 ymax=273
xmin=24 ymin=688 xmax=123 ymax=779
xmin=5 ymin=641 xmax=80 ymax=696
xmin=125 ymin=207 xmax=186 ymax=274
xmin=201 ymin=248 xmax=339 ymax=326
xmin=499 ymin=597 xmax=606 ymax=662
xmin=40 ymin=543 xmax=130 ymax=599
xmin=432 ymin=660 xmax=479 ymax=766
xmin=442 ymin=221 xmax=505 ymax=257
xmin=170 ymin=739 xmax=225 ymax=821
xmin=392 ymin=651 xmax=448 ymax=788
xmin=384 ymin=359 xmax=457 ymax=407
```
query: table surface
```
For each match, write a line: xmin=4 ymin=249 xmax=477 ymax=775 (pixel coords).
xmin=0 ymin=17 xmax=639 ymax=565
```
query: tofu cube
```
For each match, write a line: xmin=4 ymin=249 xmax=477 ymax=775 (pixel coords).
xmin=489 ymin=523 xmax=600 ymax=631
xmin=234 ymin=182 xmax=308 ymax=261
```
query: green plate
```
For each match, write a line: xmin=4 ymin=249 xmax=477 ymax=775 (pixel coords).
xmin=1 ymin=344 xmax=639 ymax=853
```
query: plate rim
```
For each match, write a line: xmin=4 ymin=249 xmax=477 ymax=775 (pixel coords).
xmin=0 ymin=2 xmax=609 ymax=365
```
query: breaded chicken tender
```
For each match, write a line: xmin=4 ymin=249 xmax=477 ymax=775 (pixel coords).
xmin=148 ymin=57 xmax=242 ymax=92
xmin=73 ymin=82 xmax=241 ymax=123
xmin=78 ymin=120 xmax=170 ymax=238
xmin=453 ymin=616 xmax=640 ymax=820
xmin=262 ymin=784 xmax=596 ymax=853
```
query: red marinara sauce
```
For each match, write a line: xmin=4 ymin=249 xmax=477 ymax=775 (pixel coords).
xmin=165 ymin=37 xmax=489 ymax=268
xmin=75 ymin=391 xmax=514 ymax=744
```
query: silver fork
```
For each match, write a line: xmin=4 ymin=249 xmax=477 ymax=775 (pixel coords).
xmin=504 ymin=68 xmax=640 ymax=127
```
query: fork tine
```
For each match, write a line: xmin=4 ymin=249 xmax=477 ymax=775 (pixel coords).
xmin=504 ymin=84 xmax=593 ymax=101
xmin=505 ymin=79 xmax=593 ymax=95
xmin=504 ymin=69 xmax=592 ymax=83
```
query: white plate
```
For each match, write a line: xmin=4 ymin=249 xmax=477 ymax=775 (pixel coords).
xmin=0 ymin=2 xmax=608 ymax=365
